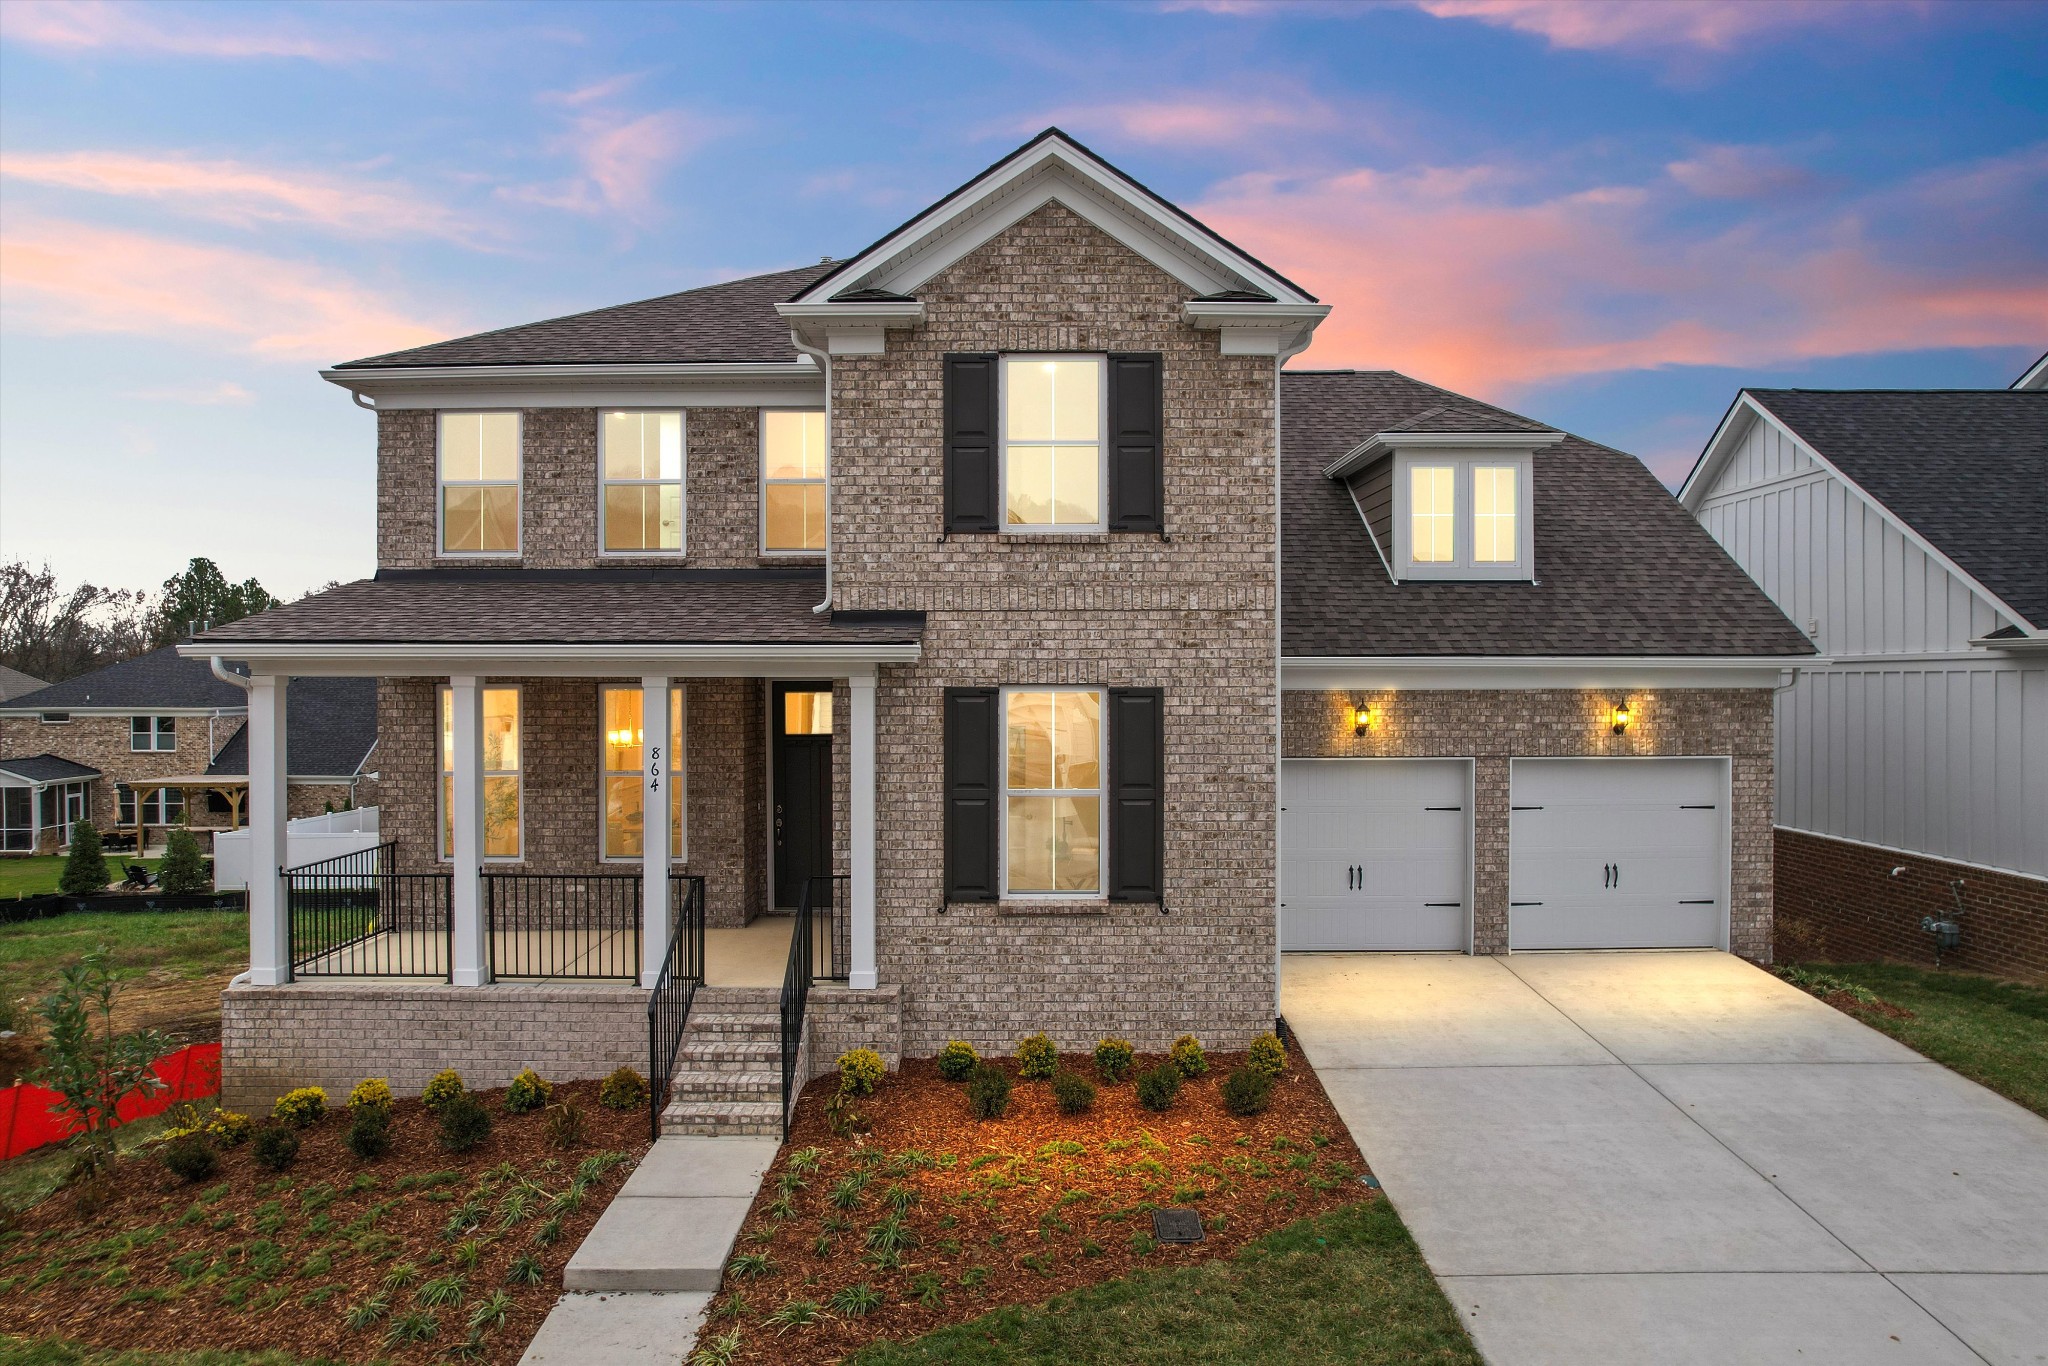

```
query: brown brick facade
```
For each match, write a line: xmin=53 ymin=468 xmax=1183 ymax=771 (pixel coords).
xmin=1775 ymin=828 xmax=2048 ymax=982
xmin=1281 ymin=687 xmax=1778 ymax=960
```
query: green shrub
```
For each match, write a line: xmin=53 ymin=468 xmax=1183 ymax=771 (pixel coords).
xmin=58 ymin=821 xmax=109 ymax=895
xmin=252 ymin=1123 xmax=301 ymax=1172
xmin=207 ymin=1110 xmax=253 ymax=1146
xmin=346 ymin=1106 xmax=392 ymax=1160
xmin=837 ymin=1048 xmax=885 ymax=1097
xmin=1248 ymin=1031 xmax=1287 ymax=1078
xmin=1169 ymin=1034 xmax=1208 ymax=1078
xmin=437 ymin=1092 xmax=491 ymax=1153
xmin=935 ymin=1040 xmax=979 ymax=1082
xmin=1135 ymin=1063 xmax=1181 ymax=1113
xmin=28 ymin=947 xmax=171 ymax=1177
xmin=347 ymin=1077 xmax=395 ymax=1116
xmin=598 ymin=1066 xmax=647 ymax=1111
xmin=159 ymin=826 xmax=210 ymax=895
xmin=1220 ymin=1065 xmax=1275 ymax=1117
xmin=1050 ymin=1071 xmax=1096 ymax=1116
xmin=545 ymin=1102 xmax=585 ymax=1150
xmin=965 ymin=1063 xmax=1012 ymax=1120
xmin=1015 ymin=1033 xmax=1059 ymax=1081
xmin=422 ymin=1069 xmax=465 ymax=1113
xmin=160 ymin=1134 xmax=217 ymax=1182
xmin=272 ymin=1086 xmax=327 ymax=1128
xmin=1093 ymin=1037 xmax=1134 ymax=1083
xmin=505 ymin=1068 xmax=552 ymax=1114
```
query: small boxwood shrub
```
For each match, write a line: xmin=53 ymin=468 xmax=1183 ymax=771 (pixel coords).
xmin=965 ymin=1064 xmax=1012 ymax=1120
xmin=1220 ymin=1065 xmax=1275 ymax=1116
xmin=1170 ymin=1034 xmax=1208 ymax=1079
xmin=207 ymin=1111 xmax=253 ymax=1146
xmin=437 ymin=1092 xmax=492 ymax=1153
xmin=251 ymin=1123 xmax=300 ymax=1172
xmin=935 ymin=1040 xmax=979 ymax=1082
xmin=837 ymin=1048 xmax=886 ymax=1097
xmin=346 ymin=1106 xmax=392 ymax=1160
xmin=272 ymin=1087 xmax=328 ymax=1128
xmin=598 ymin=1066 xmax=647 ymax=1111
xmin=347 ymin=1077 xmax=395 ymax=1115
xmin=422 ymin=1069 xmax=465 ymax=1113
xmin=505 ymin=1068 xmax=552 ymax=1114
xmin=160 ymin=1133 xmax=217 ymax=1183
xmin=1248 ymin=1031 xmax=1287 ymax=1078
xmin=1093 ymin=1038 xmax=1134 ymax=1083
xmin=1135 ymin=1063 xmax=1182 ymax=1113
xmin=1015 ymin=1033 xmax=1058 ymax=1081
xmin=1050 ymin=1070 xmax=1095 ymax=1116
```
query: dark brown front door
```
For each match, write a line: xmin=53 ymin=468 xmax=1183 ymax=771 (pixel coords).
xmin=773 ymin=682 xmax=834 ymax=909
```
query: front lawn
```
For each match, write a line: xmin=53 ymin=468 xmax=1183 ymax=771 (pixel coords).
xmin=0 ymin=858 xmax=162 ymax=900
xmin=1780 ymin=961 xmax=2048 ymax=1119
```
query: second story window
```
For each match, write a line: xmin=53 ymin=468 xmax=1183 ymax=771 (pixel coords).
xmin=761 ymin=410 xmax=827 ymax=553
xmin=439 ymin=411 xmax=521 ymax=555
xmin=602 ymin=411 xmax=684 ymax=554
xmin=130 ymin=716 xmax=175 ymax=751
xmin=1003 ymin=355 xmax=1103 ymax=531
xmin=1394 ymin=453 xmax=1533 ymax=580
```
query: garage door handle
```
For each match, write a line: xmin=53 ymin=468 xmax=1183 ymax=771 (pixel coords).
xmin=1424 ymin=805 xmax=1462 ymax=812
xmin=1679 ymin=899 xmax=1715 ymax=905
xmin=1511 ymin=901 xmax=1542 ymax=906
xmin=1424 ymin=902 xmax=1461 ymax=907
xmin=1679 ymin=804 xmax=1716 ymax=810
xmin=1511 ymin=805 xmax=1543 ymax=811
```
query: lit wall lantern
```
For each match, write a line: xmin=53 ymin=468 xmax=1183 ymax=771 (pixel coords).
xmin=1352 ymin=701 xmax=1373 ymax=737
xmin=1609 ymin=699 xmax=1632 ymax=735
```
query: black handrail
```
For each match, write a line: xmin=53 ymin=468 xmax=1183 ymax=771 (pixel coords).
xmin=647 ymin=874 xmax=707 ymax=1140
xmin=810 ymin=874 xmax=851 ymax=983
xmin=482 ymin=871 xmax=642 ymax=981
xmin=779 ymin=873 xmax=844 ymax=1139
xmin=285 ymin=841 xmax=451 ymax=980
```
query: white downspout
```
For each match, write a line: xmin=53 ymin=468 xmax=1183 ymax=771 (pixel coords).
xmin=787 ymin=337 xmax=835 ymax=615
xmin=211 ymin=656 xmax=253 ymax=692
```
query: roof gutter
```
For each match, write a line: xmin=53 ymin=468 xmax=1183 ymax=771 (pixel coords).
xmin=211 ymin=657 xmax=253 ymax=692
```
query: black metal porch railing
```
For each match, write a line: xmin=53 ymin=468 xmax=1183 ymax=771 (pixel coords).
xmin=778 ymin=873 xmax=849 ymax=1138
xmin=809 ymin=873 xmax=851 ymax=983
xmin=482 ymin=871 xmax=642 ymax=981
xmin=285 ymin=841 xmax=451 ymax=980
xmin=647 ymin=874 xmax=707 ymax=1139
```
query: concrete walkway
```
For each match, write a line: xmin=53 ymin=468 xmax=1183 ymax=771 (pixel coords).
xmin=521 ymin=1135 xmax=776 ymax=1365
xmin=1283 ymin=951 xmax=2048 ymax=1366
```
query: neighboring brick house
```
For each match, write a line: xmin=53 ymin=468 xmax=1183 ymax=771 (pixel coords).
xmin=0 ymin=648 xmax=378 ymax=853
xmin=189 ymin=131 xmax=1807 ymax=1115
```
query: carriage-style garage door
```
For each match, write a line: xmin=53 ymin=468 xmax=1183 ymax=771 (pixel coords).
xmin=1509 ymin=758 xmax=1728 ymax=951
xmin=1281 ymin=759 xmax=1469 ymax=951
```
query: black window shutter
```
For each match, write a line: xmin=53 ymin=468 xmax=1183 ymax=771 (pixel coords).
xmin=943 ymin=687 xmax=1000 ymax=901
xmin=1107 ymin=687 xmax=1164 ymax=902
xmin=1107 ymin=353 xmax=1163 ymax=533
xmin=943 ymin=354 xmax=999 ymax=533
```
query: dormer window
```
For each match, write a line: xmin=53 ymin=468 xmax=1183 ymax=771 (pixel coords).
xmin=1394 ymin=453 xmax=1532 ymax=579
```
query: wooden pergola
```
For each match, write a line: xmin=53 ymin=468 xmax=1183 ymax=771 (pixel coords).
xmin=121 ymin=774 xmax=247 ymax=851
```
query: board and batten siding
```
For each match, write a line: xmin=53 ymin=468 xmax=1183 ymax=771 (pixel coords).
xmin=1693 ymin=408 xmax=2047 ymax=880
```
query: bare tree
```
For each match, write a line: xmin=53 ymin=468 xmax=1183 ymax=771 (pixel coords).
xmin=0 ymin=560 xmax=155 ymax=682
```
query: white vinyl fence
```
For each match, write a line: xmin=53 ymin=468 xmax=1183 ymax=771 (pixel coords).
xmin=212 ymin=806 xmax=381 ymax=890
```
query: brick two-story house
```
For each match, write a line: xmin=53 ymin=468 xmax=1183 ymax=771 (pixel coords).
xmin=194 ymin=132 xmax=1807 ymax=1123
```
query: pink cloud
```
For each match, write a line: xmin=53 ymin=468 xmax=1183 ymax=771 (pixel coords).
xmin=1020 ymin=96 xmax=1336 ymax=148
xmin=0 ymin=0 xmax=371 ymax=60
xmin=1 ymin=217 xmax=456 ymax=362
xmin=1409 ymin=0 xmax=1912 ymax=52
xmin=128 ymin=380 xmax=256 ymax=406
xmin=0 ymin=151 xmax=489 ymax=244
xmin=502 ymin=108 xmax=734 ymax=222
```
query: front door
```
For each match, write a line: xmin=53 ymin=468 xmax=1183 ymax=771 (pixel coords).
xmin=772 ymin=682 xmax=834 ymax=909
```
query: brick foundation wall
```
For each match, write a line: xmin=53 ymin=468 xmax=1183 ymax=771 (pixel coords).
xmin=804 ymin=985 xmax=905 ymax=1087
xmin=1281 ymin=687 xmax=1778 ymax=960
xmin=1775 ymin=828 xmax=2048 ymax=982
xmin=219 ymin=982 xmax=646 ymax=1112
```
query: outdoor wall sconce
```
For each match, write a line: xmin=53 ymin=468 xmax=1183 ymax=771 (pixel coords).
xmin=1609 ymin=699 xmax=1632 ymax=735
xmin=1353 ymin=702 xmax=1373 ymax=736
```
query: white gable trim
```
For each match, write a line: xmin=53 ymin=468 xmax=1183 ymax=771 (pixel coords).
xmin=2015 ymin=351 xmax=2048 ymax=391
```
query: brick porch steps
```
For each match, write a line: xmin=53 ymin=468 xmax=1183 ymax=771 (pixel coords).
xmin=659 ymin=987 xmax=786 ymax=1138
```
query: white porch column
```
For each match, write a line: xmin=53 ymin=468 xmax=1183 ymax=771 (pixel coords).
xmin=848 ymin=672 xmax=878 ymax=990
xmin=448 ymin=675 xmax=488 ymax=986
xmin=639 ymin=675 xmax=671 ymax=988
xmin=245 ymin=675 xmax=289 ymax=984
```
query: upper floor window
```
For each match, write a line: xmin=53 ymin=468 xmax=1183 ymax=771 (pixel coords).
xmin=439 ymin=412 xmax=521 ymax=555
xmin=439 ymin=685 xmax=522 ymax=860
xmin=1394 ymin=453 xmax=1532 ymax=580
xmin=602 ymin=411 xmax=684 ymax=554
xmin=761 ymin=410 xmax=827 ymax=553
xmin=1003 ymin=355 xmax=1104 ymax=531
xmin=130 ymin=715 xmax=175 ymax=751
xmin=1002 ymin=687 xmax=1104 ymax=897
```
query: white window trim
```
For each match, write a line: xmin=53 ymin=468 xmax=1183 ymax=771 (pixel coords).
xmin=437 ymin=683 xmax=525 ymax=863
xmin=598 ymin=409 xmax=687 ymax=557
xmin=129 ymin=715 xmax=175 ymax=752
xmin=117 ymin=783 xmax=182 ymax=826
xmin=759 ymin=408 xmax=828 ymax=557
xmin=1391 ymin=450 xmax=1535 ymax=582
xmin=999 ymin=354 xmax=1109 ymax=535
xmin=998 ymin=684 xmax=1108 ymax=900
xmin=596 ymin=683 xmax=690 ymax=864
xmin=436 ymin=410 xmax=523 ymax=558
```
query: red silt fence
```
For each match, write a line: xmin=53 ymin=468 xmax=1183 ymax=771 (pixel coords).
xmin=0 ymin=1042 xmax=222 ymax=1161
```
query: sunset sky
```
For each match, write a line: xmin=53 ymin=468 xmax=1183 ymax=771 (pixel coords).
xmin=2 ymin=0 xmax=2043 ymax=595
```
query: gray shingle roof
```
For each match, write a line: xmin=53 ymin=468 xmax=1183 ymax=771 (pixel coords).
xmin=332 ymin=263 xmax=838 ymax=370
xmin=0 ymin=666 xmax=48 ymax=701
xmin=205 ymin=677 xmax=377 ymax=779
xmin=1283 ymin=371 xmax=1814 ymax=658
xmin=198 ymin=572 xmax=924 ymax=647
xmin=1380 ymin=404 xmax=1552 ymax=435
xmin=1745 ymin=389 xmax=2048 ymax=630
xmin=0 ymin=754 xmax=101 ymax=785
xmin=0 ymin=646 xmax=248 ymax=712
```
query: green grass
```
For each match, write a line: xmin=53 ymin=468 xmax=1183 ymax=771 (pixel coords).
xmin=0 ymin=858 xmax=165 ymax=900
xmin=1790 ymin=961 xmax=2048 ymax=1120
xmin=0 ymin=908 xmax=245 ymax=999
xmin=848 ymin=1199 xmax=1480 ymax=1365
xmin=0 ymin=1339 xmax=361 ymax=1366
xmin=0 ymin=1110 xmax=193 ymax=1213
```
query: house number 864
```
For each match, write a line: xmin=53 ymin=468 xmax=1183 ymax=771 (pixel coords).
xmin=647 ymin=746 xmax=662 ymax=792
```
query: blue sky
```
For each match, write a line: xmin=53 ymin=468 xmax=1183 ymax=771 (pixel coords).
xmin=2 ymin=0 xmax=2043 ymax=595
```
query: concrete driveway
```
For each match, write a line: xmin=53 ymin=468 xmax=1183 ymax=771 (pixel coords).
xmin=1283 ymin=951 xmax=2048 ymax=1366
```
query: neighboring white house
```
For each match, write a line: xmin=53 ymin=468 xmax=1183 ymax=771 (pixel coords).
xmin=1679 ymin=359 xmax=2048 ymax=971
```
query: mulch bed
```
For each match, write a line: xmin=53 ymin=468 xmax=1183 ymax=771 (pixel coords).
xmin=0 ymin=1079 xmax=652 ymax=1364
xmin=701 ymin=1047 xmax=1374 ymax=1365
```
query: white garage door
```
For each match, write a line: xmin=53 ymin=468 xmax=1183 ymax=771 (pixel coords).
xmin=1282 ymin=759 xmax=1469 ymax=951
xmin=1509 ymin=758 xmax=1727 ymax=950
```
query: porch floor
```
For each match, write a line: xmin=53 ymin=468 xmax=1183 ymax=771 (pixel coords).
xmin=293 ymin=914 xmax=809 ymax=987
